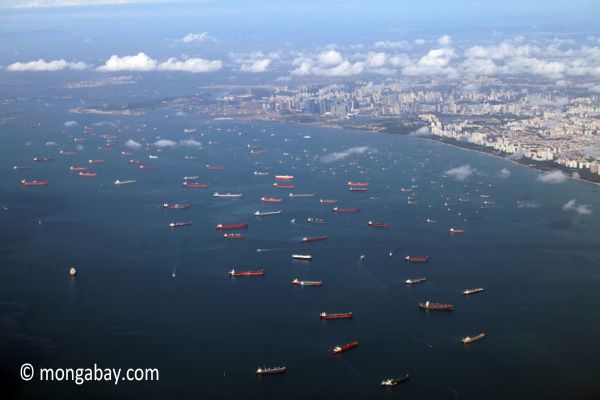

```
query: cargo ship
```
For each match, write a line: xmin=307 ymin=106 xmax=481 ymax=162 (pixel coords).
xmin=256 ymin=366 xmax=286 ymax=375
xmin=349 ymin=187 xmax=368 ymax=192
xmin=182 ymin=182 xmax=209 ymax=188
xmin=33 ymin=157 xmax=53 ymax=162
xmin=347 ymin=181 xmax=368 ymax=187
xmin=380 ymin=375 xmax=410 ymax=387
xmin=223 ymin=233 xmax=244 ymax=239
xmin=463 ymin=287 xmax=484 ymax=295
xmin=419 ymin=301 xmax=453 ymax=311
xmin=69 ymin=166 xmax=89 ymax=171
xmin=261 ymin=197 xmax=283 ymax=203
xmin=213 ymin=192 xmax=243 ymax=198
xmin=292 ymin=278 xmax=322 ymax=286
xmin=206 ymin=165 xmax=225 ymax=170
xmin=320 ymin=199 xmax=337 ymax=204
xmin=405 ymin=277 xmax=427 ymax=285
xmin=330 ymin=341 xmax=359 ymax=354
xmin=229 ymin=269 xmax=265 ymax=277
xmin=88 ymin=159 xmax=105 ymax=164
xmin=273 ymin=183 xmax=295 ymax=189
xmin=302 ymin=236 xmax=327 ymax=243
xmin=275 ymin=175 xmax=294 ymax=180
xmin=79 ymin=172 xmax=97 ymax=177
xmin=461 ymin=332 xmax=486 ymax=344
xmin=405 ymin=256 xmax=429 ymax=263
xmin=216 ymin=223 xmax=248 ymax=230
xmin=307 ymin=217 xmax=325 ymax=224
xmin=20 ymin=180 xmax=48 ymax=186
xmin=368 ymin=221 xmax=389 ymax=228
xmin=292 ymin=254 xmax=312 ymax=260
xmin=255 ymin=210 xmax=282 ymax=217
xmin=333 ymin=207 xmax=360 ymax=213
xmin=449 ymin=228 xmax=465 ymax=233
xmin=320 ymin=312 xmax=352 ymax=319
xmin=169 ymin=221 xmax=192 ymax=228
xmin=288 ymin=193 xmax=315 ymax=198
xmin=114 ymin=179 xmax=137 ymax=185
xmin=163 ymin=203 xmax=190 ymax=209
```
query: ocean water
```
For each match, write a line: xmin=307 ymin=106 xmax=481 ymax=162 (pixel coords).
xmin=1 ymin=109 xmax=600 ymax=400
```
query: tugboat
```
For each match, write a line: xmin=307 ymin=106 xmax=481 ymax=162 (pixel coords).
xmin=419 ymin=301 xmax=453 ymax=311
xmin=380 ymin=375 xmax=410 ymax=387
xmin=462 ymin=332 xmax=486 ymax=344
xmin=330 ymin=341 xmax=359 ymax=354
xmin=256 ymin=366 xmax=286 ymax=375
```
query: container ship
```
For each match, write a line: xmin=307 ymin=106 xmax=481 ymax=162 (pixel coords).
xmin=302 ymin=236 xmax=327 ymax=243
xmin=224 ymin=233 xmax=244 ymax=239
xmin=292 ymin=254 xmax=312 ymax=261
xmin=307 ymin=217 xmax=325 ymax=224
xmin=405 ymin=256 xmax=429 ymax=263
xmin=333 ymin=207 xmax=360 ymax=213
xmin=79 ymin=172 xmax=97 ymax=177
xmin=288 ymin=193 xmax=315 ymax=198
xmin=320 ymin=312 xmax=352 ymax=319
xmin=419 ymin=301 xmax=453 ymax=311
xmin=461 ymin=332 xmax=486 ymax=344
xmin=405 ymin=277 xmax=426 ymax=285
xmin=330 ymin=341 xmax=359 ymax=354
xmin=449 ymin=228 xmax=465 ymax=233
xmin=114 ymin=179 xmax=137 ymax=185
xmin=69 ymin=166 xmax=89 ymax=171
xmin=463 ymin=287 xmax=484 ymax=295
xmin=206 ymin=165 xmax=225 ymax=170
xmin=292 ymin=278 xmax=322 ymax=286
xmin=255 ymin=210 xmax=282 ymax=217
xmin=216 ymin=223 xmax=249 ymax=230
xmin=347 ymin=181 xmax=368 ymax=187
xmin=368 ymin=221 xmax=389 ymax=228
xmin=20 ymin=180 xmax=48 ymax=186
xmin=273 ymin=183 xmax=295 ymax=189
xmin=163 ymin=203 xmax=190 ymax=209
xmin=182 ymin=182 xmax=209 ymax=188
xmin=261 ymin=197 xmax=283 ymax=203
xmin=229 ymin=269 xmax=265 ymax=277
xmin=256 ymin=366 xmax=286 ymax=375
xmin=213 ymin=192 xmax=243 ymax=198
xmin=169 ymin=221 xmax=192 ymax=228
xmin=380 ymin=375 xmax=410 ymax=387
xmin=320 ymin=199 xmax=337 ymax=204
xmin=275 ymin=175 xmax=294 ymax=180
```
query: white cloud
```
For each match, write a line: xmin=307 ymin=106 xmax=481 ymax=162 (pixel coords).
xmin=240 ymin=58 xmax=271 ymax=73
xmin=537 ymin=170 xmax=567 ymax=184
xmin=318 ymin=50 xmax=344 ymax=67
xmin=158 ymin=58 xmax=222 ymax=73
xmin=497 ymin=168 xmax=511 ymax=178
xmin=414 ymin=38 xmax=426 ymax=45
xmin=64 ymin=120 xmax=78 ymax=127
xmin=438 ymin=35 xmax=452 ymax=46
xmin=321 ymin=146 xmax=374 ymax=163
xmin=97 ymin=52 xmax=157 ymax=72
xmin=124 ymin=139 xmax=142 ymax=149
xmin=562 ymin=199 xmax=592 ymax=215
xmin=180 ymin=32 xmax=217 ymax=43
xmin=374 ymin=40 xmax=409 ymax=49
xmin=403 ymin=47 xmax=457 ymax=77
xmin=445 ymin=164 xmax=476 ymax=181
xmin=1 ymin=0 xmax=161 ymax=8
xmin=7 ymin=59 xmax=89 ymax=72
xmin=154 ymin=139 xmax=177 ymax=148
xmin=179 ymin=139 xmax=202 ymax=147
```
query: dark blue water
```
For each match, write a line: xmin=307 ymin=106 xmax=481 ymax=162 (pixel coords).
xmin=1 ymin=109 xmax=600 ymax=399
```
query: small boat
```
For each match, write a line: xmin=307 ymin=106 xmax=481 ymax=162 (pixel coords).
xmin=114 ymin=179 xmax=137 ymax=185
xmin=302 ymin=236 xmax=327 ymax=243
xmin=229 ymin=269 xmax=265 ymax=277
xmin=216 ymin=223 xmax=248 ymax=230
xmin=288 ymin=193 xmax=315 ymax=198
xmin=206 ymin=165 xmax=225 ymax=170
xmin=261 ymin=197 xmax=283 ymax=203
xmin=255 ymin=210 xmax=282 ymax=217
xmin=213 ymin=192 xmax=243 ymax=198
xmin=332 ymin=207 xmax=360 ymax=213
xmin=273 ymin=183 xmax=295 ymax=189
xmin=330 ymin=341 xmax=359 ymax=354
xmin=419 ymin=301 xmax=453 ymax=311
xmin=368 ymin=221 xmax=389 ymax=228
xmin=169 ymin=221 xmax=192 ymax=228
xmin=449 ymin=228 xmax=465 ymax=233
xmin=275 ymin=175 xmax=294 ymax=180
xmin=462 ymin=332 xmax=486 ymax=344
xmin=224 ymin=233 xmax=244 ymax=239
xmin=79 ymin=172 xmax=97 ymax=177
xmin=404 ymin=256 xmax=429 ymax=263
xmin=20 ymin=180 xmax=48 ymax=186
xmin=69 ymin=166 xmax=89 ymax=171
xmin=405 ymin=277 xmax=426 ymax=285
xmin=307 ymin=217 xmax=325 ymax=224
xmin=320 ymin=312 xmax=352 ymax=319
xmin=292 ymin=254 xmax=312 ymax=260
xmin=463 ymin=287 xmax=484 ymax=295
xmin=256 ymin=366 xmax=286 ymax=375
xmin=162 ymin=203 xmax=190 ymax=209
xmin=320 ymin=199 xmax=337 ymax=204
xmin=347 ymin=181 xmax=368 ymax=187
xmin=380 ymin=375 xmax=410 ymax=387
xmin=182 ymin=182 xmax=209 ymax=188
xmin=292 ymin=278 xmax=322 ymax=286
xmin=68 ymin=267 xmax=77 ymax=277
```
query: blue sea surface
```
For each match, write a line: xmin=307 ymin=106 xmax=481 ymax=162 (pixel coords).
xmin=1 ymin=109 xmax=599 ymax=399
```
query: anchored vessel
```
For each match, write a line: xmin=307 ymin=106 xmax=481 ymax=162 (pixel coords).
xmin=347 ymin=181 xmax=369 ymax=187
xmin=380 ymin=375 xmax=410 ymax=387
xmin=330 ymin=341 xmax=359 ymax=354
xmin=462 ymin=332 xmax=486 ymax=344
xmin=288 ymin=193 xmax=315 ymax=198
xmin=206 ymin=165 xmax=224 ymax=170
xmin=349 ymin=187 xmax=368 ymax=192
xmin=114 ymin=179 xmax=137 ymax=185
xmin=213 ymin=192 xmax=243 ymax=198
xmin=275 ymin=175 xmax=294 ymax=180
xmin=292 ymin=278 xmax=322 ymax=286
xmin=302 ymin=236 xmax=328 ymax=243
xmin=169 ymin=222 xmax=192 ymax=228
xmin=182 ymin=182 xmax=209 ymax=188
xmin=255 ymin=210 xmax=282 ymax=217
xmin=405 ymin=256 xmax=430 ymax=263
xmin=333 ymin=207 xmax=361 ymax=213
xmin=307 ymin=217 xmax=325 ymax=224
xmin=69 ymin=166 xmax=89 ymax=171
xmin=405 ymin=277 xmax=427 ymax=285
xmin=20 ymin=180 xmax=48 ymax=186
xmin=261 ymin=197 xmax=283 ymax=203
xmin=449 ymin=228 xmax=465 ymax=233
xmin=292 ymin=254 xmax=312 ymax=260
xmin=256 ymin=366 xmax=286 ymax=375
xmin=216 ymin=223 xmax=248 ymax=230
xmin=79 ymin=172 xmax=96 ymax=177
xmin=368 ymin=221 xmax=389 ymax=228
xmin=223 ymin=233 xmax=244 ymax=239
xmin=419 ymin=301 xmax=453 ymax=311
xmin=229 ymin=269 xmax=265 ymax=277
xmin=273 ymin=183 xmax=295 ymax=189
xmin=320 ymin=199 xmax=337 ymax=204
xmin=463 ymin=287 xmax=484 ymax=295
xmin=163 ymin=203 xmax=189 ymax=209
xmin=320 ymin=312 xmax=352 ymax=319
